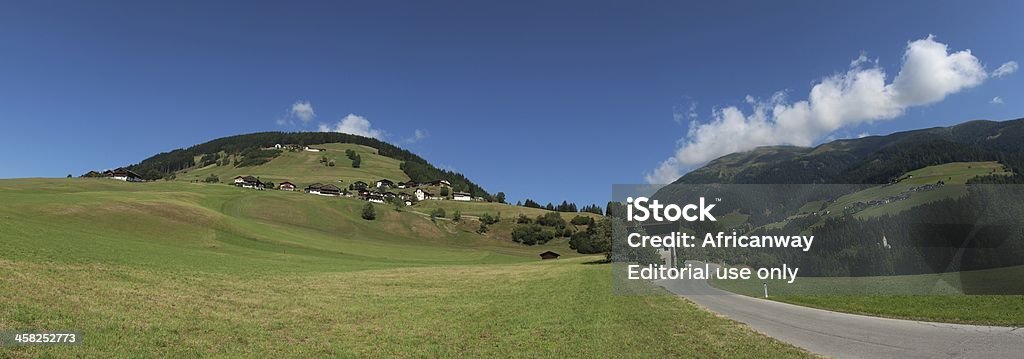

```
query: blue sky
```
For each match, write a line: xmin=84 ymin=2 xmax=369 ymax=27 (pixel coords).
xmin=1 ymin=1 xmax=1021 ymax=205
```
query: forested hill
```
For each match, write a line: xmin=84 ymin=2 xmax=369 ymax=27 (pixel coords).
xmin=124 ymin=132 xmax=491 ymax=197
xmin=672 ymin=118 xmax=1024 ymax=185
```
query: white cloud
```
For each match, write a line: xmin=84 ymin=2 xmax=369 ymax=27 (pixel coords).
xmin=992 ymin=61 xmax=1018 ymax=78
xmin=858 ymin=132 xmax=872 ymax=138
xmin=991 ymin=96 xmax=1004 ymax=104
xmin=291 ymin=101 xmax=316 ymax=122
xmin=318 ymin=114 xmax=384 ymax=139
xmin=647 ymin=35 xmax=990 ymax=184
xmin=405 ymin=129 xmax=429 ymax=143
xmin=276 ymin=100 xmax=316 ymax=126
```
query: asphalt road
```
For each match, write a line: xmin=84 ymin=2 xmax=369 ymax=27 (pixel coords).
xmin=655 ymin=263 xmax=1024 ymax=358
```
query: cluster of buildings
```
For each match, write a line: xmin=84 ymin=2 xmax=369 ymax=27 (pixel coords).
xmin=844 ymin=181 xmax=946 ymax=213
xmin=83 ymin=168 xmax=144 ymax=182
xmin=232 ymin=175 xmax=481 ymax=205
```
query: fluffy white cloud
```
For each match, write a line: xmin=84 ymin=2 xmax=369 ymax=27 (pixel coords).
xmin=405 ymin=129 xmax=429 ymax=143
xmin=991 ymin=96 xmax=1004 ymax=104
xmin=291 ymin=101 xmax=316 ymax=122
xmin=647 ymin=35 xmax=990 ymax=184
xmin=993 ymin=61 xmax=1018 ymax=78
xmin=276 ymin=101 xmax=316 ymax=126
xmin=318 ymin=114 xmax=384 ymax=139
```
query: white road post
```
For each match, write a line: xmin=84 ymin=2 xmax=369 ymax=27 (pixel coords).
xmin=763 ymin=282 xmax=768 ymax=298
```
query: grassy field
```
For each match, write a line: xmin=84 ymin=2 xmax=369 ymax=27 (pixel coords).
xmin=176 ymin=143 xmax=411 ymax=188
xmin=0 ymin=179 xmax=811 ymax=357
xmin=711 ymin=265 xmax=1024 ymax=326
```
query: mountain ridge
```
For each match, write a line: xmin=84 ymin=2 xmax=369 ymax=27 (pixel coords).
xmin=672 ymin=118 xmax=1024 ymax=185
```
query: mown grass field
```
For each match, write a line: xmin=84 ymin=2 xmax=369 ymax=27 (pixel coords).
xmin=0 ymin=179 xmax=811 ymax=357
xmin=711 ymin=265 xmax=1024 ymax=326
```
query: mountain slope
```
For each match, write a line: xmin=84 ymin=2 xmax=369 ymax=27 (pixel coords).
xmin=673 ymin=118 xmax=1024 ymax=185
xmin=176 ymin=142 xmax=410 ymax=189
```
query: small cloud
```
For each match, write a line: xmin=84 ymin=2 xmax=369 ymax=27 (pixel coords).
xmin=857 ymin=132 xmax=872 ymax=138
xmin=991 ymin=96 xmax=1004 ymax=104
xmin=276 ymin=100 xmax=316 ymax=126
xmin=992 ymin=61 xmax=1018 ymax=78
xmin=318 ymin=114 xmax=383 ymax=139
xmin=672 ymin=97 xmax=699 ymax=124
xmin=404 ymin=129 xmax=429 ymax=144
xmin=291 ymin=101 xmax=316 ymax=122
xmin=849 ymin=52 xmax=870 ymax=68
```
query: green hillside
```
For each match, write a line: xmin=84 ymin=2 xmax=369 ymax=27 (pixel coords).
xmin=177 ymin=143 xmax=411 ymax=189
xmin=0 ymin=178 xmax=810 ymax=357
xmin=759 ymin=161 xmax=1012 ymax=231
xmin=672 ymin=118 xmax=1024 ymax=185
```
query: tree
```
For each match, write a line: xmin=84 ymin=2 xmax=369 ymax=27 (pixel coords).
xmin=495 ymin=192 xmax=506 ymax=204
xmin=440 ymin=187 xmax=450 ymax=197
xmin=66 ymin=174 xmax=72 ymax=178
xmin=477 ymin=222 xmax=488 ymax=234
xmin=204 ymin=174 xmax=220 ymax=183
xmin=361 ymin=202 xmax=376 ymax=220
xmin=431 ymin=208 xmax=446 ymax=219
xmin=569 ymin=218 xmax=613 ymax=258
xmin=351 ymin=154 xmax=362 ymax=168
xmin=453 ymin=210 xmax=462 ymax=222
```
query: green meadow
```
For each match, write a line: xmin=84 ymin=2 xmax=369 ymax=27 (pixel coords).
xmin=177 ymin=143 xmax=411 ymax=187
xmin=0 ymin=179 xmax=810 ymax=357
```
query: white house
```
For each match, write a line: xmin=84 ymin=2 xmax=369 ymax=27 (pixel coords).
xmin=235 ymin=176 xmax=264 ymax=190
xmin=107 ymin=168 xmax=143 ymax=182
xmin=367 ymin=193 xmax=386 ymax=204
xmin=415 ymin=188 xmax=440 ymax=201
xmin=452 ymin=192 xmax=472 ymax=201
xmin=274 ymin=144 xmax=282 ymax=149
xmin=304 ymin=146 xmax=324 ymax=152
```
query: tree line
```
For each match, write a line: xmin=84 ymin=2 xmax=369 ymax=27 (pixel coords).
xmin=517 ymin=199 xmax=604 ymax=215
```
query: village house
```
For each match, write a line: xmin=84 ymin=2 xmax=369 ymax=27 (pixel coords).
xmin=234 ymin=176 xmax=264 ymax=190
xmin=375 ymin=179 xmax=395 ymax=189
xmin=423 ymin=179 xmax=452 ymax=188
xmin=318 ymin=184 xmax=342 ymax=196
xmin=415 ymin=188 xmax=434 ymax=201
xmin=105 ymin=168 xmax=143 ymax=182
xmin=305 ymin=183 xmax=323 ymax=195
xmin=397 ymin=181 xmax=418 ymax=189
xmin=350 ymin=181 xmax=369 ymax=191
xmin=279 ymin=181 xmax=296 ymax=191
xmin=452 ymin=191 xmax=472 ymax=201
xmin=539 ymin=251 xmax=561 ymax=260
xmin=366 ymin=192 xmax=386 ymax=204
xmin=304 ymin=146 xmax=325 ymax=152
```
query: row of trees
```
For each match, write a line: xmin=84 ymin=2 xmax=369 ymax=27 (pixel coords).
xmin=344 ymin=149 xmax=362 ymax=168
xmin=517 ymin=199 xmax=604 ymax=215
